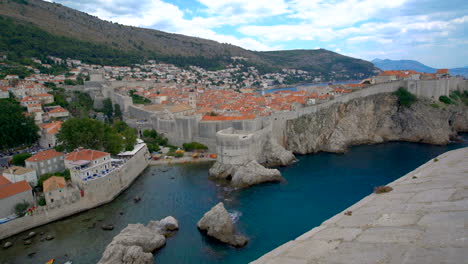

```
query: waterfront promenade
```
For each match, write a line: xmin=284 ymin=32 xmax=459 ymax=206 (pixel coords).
xmin=251 ymin=147 xmax=468 ymax=264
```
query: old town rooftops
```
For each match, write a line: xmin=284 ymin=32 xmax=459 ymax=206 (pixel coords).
xmin=26 ymin=149 xmax=64 ymax=162
xmin=65 ymin=149 xmax=109 ymax=161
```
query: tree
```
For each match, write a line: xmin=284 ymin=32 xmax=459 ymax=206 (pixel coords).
xmin=102 ymin=98 xmax=114 ymax=119
xmin=122 ymin=127 xmax=137 ymax=151
xmin=0 ymin=100 xmax=39 ymax=149
xmin=114 ymin=104 xmax=122 ymax=120
xmin=56 ymin=118 xmax=131 ymax=155
xmin=57 ymin=118 xmax=106 ymax=151
xmin=12 ymin=153 xmax=32 ymax=166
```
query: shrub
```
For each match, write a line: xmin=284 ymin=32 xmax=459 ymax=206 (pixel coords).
xmin=430 ymin=103 xmax=439 ymax=109
xmin=38 ymin=196 xmax=46 ymax=206
xmin=434 ymin=158 xmax=439 ymax=162
xmin=182 ymin=142 xmax=208 ymax=151
xmin=15 ymin=201 xmax=30 ymax=216
xmin=174 ymin=152 xmax=184 ymax=158
xmin=439 ymin=95 xmax=453 ymax=105
xmin=11 ymin=153 xmax=32 ymax=166
xmin=393 ymin=88 xmax=417 ymax=107
xmin=374 ymin=186 xmax=393 ymax=194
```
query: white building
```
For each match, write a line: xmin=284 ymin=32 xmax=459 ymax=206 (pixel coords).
xmin=65 ymin=149 xmax=112 ymax=184
xmin=0 ymin=176 xmax=34 ymax=218
xmin=2 ymin=166 xmax=38 ymax=187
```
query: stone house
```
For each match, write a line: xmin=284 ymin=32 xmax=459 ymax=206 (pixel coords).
xmin=25 ymin=149 xmax=65 ymax=176
xmin=2 ymin=166 xmax=38 ymax=187
xmin=38 ymin=121 xmax=63 ymax=148
xmin=33 ymin=93 xmax=54 ymax=104
xmin=42 ymin=176 xmax=80 ymax=208
xmin=0 ymin=176 xmax=34 ymax=218
xmin=45 ymin=107 xmax=70 ymax=119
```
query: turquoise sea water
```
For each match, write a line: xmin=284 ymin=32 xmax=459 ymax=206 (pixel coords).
xmin=1 ymin=137 xmax=467 ymax=264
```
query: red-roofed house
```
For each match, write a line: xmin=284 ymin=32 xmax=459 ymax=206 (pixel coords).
xmin=65 ymin=149 xmax=112 ymax=184
xmin=0 ymin=176 xmax=34 ymax=218
xmin=25 ymin=149 xmax=65 ymax=176
xmin=33 ymin=93 xmax=54 ymax=104
xmin=46 ymin=106 xmax=70 ymax=119
xmin=38 ymin=121 xmax=63 ymax=148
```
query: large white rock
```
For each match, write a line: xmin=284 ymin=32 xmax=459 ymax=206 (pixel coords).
xmin=98 ymin=216 xmax=178 ymax=264
xmin=197 ymin=202 xmax=248 ymax=247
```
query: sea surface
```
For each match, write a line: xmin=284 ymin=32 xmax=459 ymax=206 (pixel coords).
xmin=1 ymin=136 xmax=467 ymax=264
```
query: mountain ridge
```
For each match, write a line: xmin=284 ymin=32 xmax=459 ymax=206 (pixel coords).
xmin=0 ymin=0 xmax=378 ymax=78
xmin=372 ymin=58 xmax=468 ymax=77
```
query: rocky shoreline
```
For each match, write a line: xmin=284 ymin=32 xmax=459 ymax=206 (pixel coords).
xmin=286 ymin=93 xmax=468 ymax=154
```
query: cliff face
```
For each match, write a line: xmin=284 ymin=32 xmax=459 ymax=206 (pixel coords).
xmin=285 ymin=93 xmax=468 ymax=154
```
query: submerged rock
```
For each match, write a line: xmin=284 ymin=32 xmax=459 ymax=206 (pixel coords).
xmin=3 ymin=241 xmax=13 ymax=249
xmin=101 ymin=224 xmax=115 ymax=231
xmin=197 ymin=202 xmax=248 ymax=247
xmin=98 ymin=216 xmax=179 ymax=264
xmin=45 ymin=235 xmax=55 ymax=241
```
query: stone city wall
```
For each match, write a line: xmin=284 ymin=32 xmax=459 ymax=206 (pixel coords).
xmin=0 ymin=145 xmax=150 ymax=240
xmin=215 ymin=121 xmax=272 ymax=166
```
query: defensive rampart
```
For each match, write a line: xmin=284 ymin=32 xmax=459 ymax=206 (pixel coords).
xmin=0 ymin=145 xmax=150 ymax=240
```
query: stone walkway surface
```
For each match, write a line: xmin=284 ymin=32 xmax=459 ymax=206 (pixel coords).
xmin=251 ymin=147 xmax=468 ymax=264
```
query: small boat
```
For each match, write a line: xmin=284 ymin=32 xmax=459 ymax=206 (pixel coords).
xmin=0 ymin=214 xmax=19 ymax=224
xmin=64 ymin=261 xmax=73 ymax=264
xmin=45 ymin=259 xmax=54 ymax=264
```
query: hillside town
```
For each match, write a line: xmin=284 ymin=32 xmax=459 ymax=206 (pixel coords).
xmin=0 ymin=52 xmax=466 ymax=247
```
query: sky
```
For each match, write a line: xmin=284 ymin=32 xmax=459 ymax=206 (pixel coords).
xmin=45 ymin=0 xmax=468 ymax=68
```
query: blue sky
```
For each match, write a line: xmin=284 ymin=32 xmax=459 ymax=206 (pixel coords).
xmin=46 ymin=0 xmax=468 ymax=68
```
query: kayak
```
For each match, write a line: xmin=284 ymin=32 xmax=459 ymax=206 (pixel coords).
xmin=0 ymin=214 xmax=18 ymax=224
xmin=45 ymin=259 xmax=54 ymax=264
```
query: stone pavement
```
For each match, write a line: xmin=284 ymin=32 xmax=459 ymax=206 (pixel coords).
xmin=251 ymin=147 xmax=468 ymax=264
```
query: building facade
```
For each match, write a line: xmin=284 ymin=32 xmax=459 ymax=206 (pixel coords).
xmin=2 ymin=167 xmax=38 ymax=187
xmin=25 ymin=149 xmax=65 ymax=176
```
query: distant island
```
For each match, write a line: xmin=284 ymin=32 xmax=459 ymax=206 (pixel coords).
xmin=372 ymin=58 xmax=468 ymax=77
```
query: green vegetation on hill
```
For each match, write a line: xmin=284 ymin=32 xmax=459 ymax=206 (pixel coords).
xmin=0 ymin=16 xmax=144 ymax=66
xmin=0 ymin=0 xmax=380 ymax=76
xmin=0 ymin=99 xmax=39 ymax=150
xmin=11 ymin=153 xmax=32 ymax=166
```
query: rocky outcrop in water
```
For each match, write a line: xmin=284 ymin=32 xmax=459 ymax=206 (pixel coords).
xmin=98 ymin=216 xmax=179 ymax=264
xmin=209 ymin=161 xmax=283 ymax=188
xmin=197 ymin=202 xmax=248 ymax=247
xmin=286 ymin=93 xmax=468 ymax=154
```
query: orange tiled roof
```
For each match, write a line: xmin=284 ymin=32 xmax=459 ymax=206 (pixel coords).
xmin=65 ymin=149 xmax=109 ymax=161
xmin=0 ymin=175 xmax=12 ymax=186
xmin=40 ymin=121 xmax=62 ymax=134
xmin=26 ymin=149 xmax=64 ymax=162
xmin=0 ymin=180 xmax=31 ymax=199
xmin=43 ymin=176 xmax=66 ymax=193
xmin=436 ymin=69 xmax=449 ymax=74
xmin=48 ymin=107 xmax=68 ymax=113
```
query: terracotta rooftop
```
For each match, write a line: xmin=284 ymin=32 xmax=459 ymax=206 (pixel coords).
xmin=48 ymin=107 xmax=68 ymax=113
xmin=43 ymin=176 xmax=66 ymax=193
xmin=0 ymin=180 xmax=31 ymax=199
xmin=0 ymin=175 xmax=12 ymax=186
xmin=26 ymin=149 xmax=64 ymax=162
xmin=65 ymin=149 xmax=109 ymax=161
xmin=40 ymin=121 xmax=63 ymax=134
